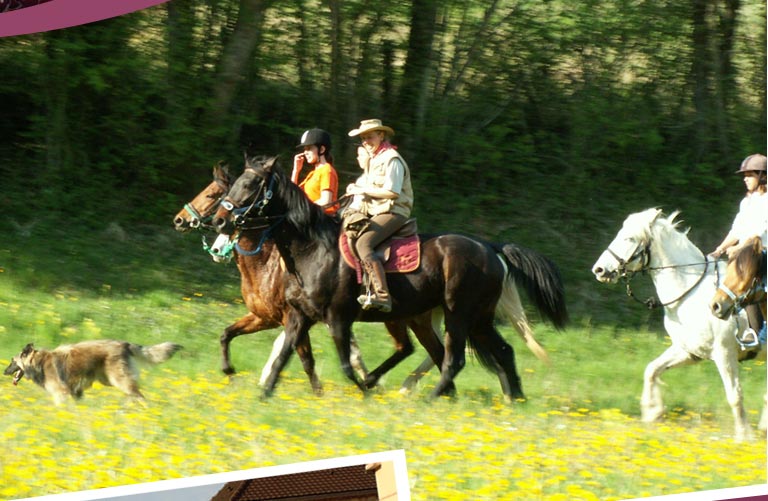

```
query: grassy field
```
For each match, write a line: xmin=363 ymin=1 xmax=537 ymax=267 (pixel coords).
xmin=0 ymin=224 xmax=765 ymax=500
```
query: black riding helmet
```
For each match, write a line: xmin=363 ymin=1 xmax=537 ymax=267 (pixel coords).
xmin=296 ymin=128 xmax=332 ymax=152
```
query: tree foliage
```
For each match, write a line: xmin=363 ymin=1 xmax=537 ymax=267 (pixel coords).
xmin=0 ymin=0 xmax=764 ymax=308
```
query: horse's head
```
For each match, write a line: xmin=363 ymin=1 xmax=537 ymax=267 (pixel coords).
xmin=173 ymin=162 xmax=232 ymax=232
xmin=591 ymin=208 xmax=663 ymax=283
xmin=212 ymin=155 xmax=281 ymax=236
xmin=710 ymin=236 xmax=766 ymax=319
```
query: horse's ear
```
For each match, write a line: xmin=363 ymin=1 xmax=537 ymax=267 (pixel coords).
xmin=213 ymin=161 xmax=229 ymax=178
xmin=264 ymin=156 xmax=280 ymax=172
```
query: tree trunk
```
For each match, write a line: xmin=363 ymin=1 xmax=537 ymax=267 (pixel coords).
xmin=398 ymin=0 xmax=438 ymax=144
xmin=713 ymin=0 xmax=740 ymax=160
xmin=208 ymin=0 xmax=269 ymax=137
xmin=690 ymin=0 xmax=712 ymax=161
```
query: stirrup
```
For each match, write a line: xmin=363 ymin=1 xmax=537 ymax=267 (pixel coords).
xmin=357 ymin=292 xmax=391 ymax=312
xmin=736 ymin=328 xmax=759 ymax=350
xmin=358 ymin=292 xmax=373 ymax=308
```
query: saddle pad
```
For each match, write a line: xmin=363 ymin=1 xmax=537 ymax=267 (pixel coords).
xmin=339 ymin=233 xmax=420 ymax=277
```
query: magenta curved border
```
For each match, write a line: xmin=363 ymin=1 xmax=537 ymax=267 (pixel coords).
xmin=0 ymin=0 xmax=169 ymax=38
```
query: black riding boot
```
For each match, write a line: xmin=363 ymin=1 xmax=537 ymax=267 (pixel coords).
xmin=358 ymin=258 xmax=392 ymax=312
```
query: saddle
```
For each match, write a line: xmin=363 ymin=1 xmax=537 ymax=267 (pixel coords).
xmin=339 ymin=218 xmax=420 ymax=283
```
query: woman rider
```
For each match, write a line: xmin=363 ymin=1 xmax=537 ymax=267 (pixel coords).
xmin=344 ymin=119 xmax=414 ymax=313
xmin=710 ymin=153 xmax=767 ymax=347
xmin=292 ymin=128 xmax=339 ymax=214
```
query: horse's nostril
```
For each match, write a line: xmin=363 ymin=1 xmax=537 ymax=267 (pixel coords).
xmin=593 ymin=267 xmax=603 ymax=275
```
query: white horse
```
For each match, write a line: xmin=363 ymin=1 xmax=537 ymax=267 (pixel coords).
xmin=591 ymin=208 xmax=765 ymax=442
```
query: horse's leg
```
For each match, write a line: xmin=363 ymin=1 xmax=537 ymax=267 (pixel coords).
xmin=259 ymin=330 xmax=286 ymax=386
xmin=430 ymin=316 xmax=468 ymax=398
xmin=261 ymin=310 xmax=311 ymax=398
xmin=349 ymin=334 xmax=369 ymax=381
xmin=328 ymin=320 xmax=367 ymax=392
xmin=474 ymin=322 xmax=525 ymax=402
xmin=294 ymin=332 xmax=323 ymax=396
xmin=400 ymin=309 xmax=456 ymax=395
xmin=641 ymin=346 xmax=697 ymax=423
xmin=712 ymin=348 xmax=753 ymax=442
xmin=362 ymin=320 xmax=414 ymax=389
xmin=261 ymin=328 xmax=365 ymax=387
xmin=221 ymin=313 xmax=280 ymax=375
xmin=400 ymin=357 xmax=436 ymax=394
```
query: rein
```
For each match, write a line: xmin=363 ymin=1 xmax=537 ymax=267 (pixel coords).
xmin=201 ymin=215 xmax=286 ymax=259
xmin=612 ymin=243 xmax=712 ymax=309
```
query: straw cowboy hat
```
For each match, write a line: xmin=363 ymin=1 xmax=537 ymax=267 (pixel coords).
xmin=347 ymin=119 xmax=395 ymax=137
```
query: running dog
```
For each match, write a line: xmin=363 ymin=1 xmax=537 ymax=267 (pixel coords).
xmin=3 ymin=340 xmax=182 ymax=404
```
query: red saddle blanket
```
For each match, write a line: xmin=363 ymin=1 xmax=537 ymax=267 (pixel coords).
xmin=339 ymin=233 xmax=420 ymax=283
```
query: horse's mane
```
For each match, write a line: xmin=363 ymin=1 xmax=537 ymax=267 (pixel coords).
xmin=622 ymin=208 xmax=704 ymax=261
xmin=255 ymin=156 xmax=340 ymax=249
xmin=733 ymin=237 xmax=766 ymax=280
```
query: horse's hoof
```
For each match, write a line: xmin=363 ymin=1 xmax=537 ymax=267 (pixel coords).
xmin=363 ymin=375 xmax=380 ymax=389
xmin=222 ymin=367 xmax=236 ymax=376
xmin=503 ymin=394 xmax=527 ymax=404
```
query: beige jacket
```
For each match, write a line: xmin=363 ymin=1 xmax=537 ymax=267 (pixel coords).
xmin=353 ymin=146 xmax=413 ymax=218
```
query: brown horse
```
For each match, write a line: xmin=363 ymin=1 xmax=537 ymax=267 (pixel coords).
xmin=709 ymin=236 xmax=767 ymax=434
xmin=211 ymin=155 xmax=568 ymax=399
xmin=173 ymin=161 xmax=231 ymax=232
xmin=173 ymin=163 xmax=448 ymax=394
xmin=710 ymin=236 xmax=767 ymax=325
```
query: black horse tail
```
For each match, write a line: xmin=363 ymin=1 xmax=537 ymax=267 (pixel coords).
xmin=493 ymin=242 xmax=569 ymax=330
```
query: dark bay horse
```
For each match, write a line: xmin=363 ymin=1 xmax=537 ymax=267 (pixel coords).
xmin=212 ymin=155 xmax=568 ymax=400
xmin=173 ymin=163 xmax=447 ymax=393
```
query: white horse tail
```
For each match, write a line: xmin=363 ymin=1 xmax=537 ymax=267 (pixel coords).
xmin=495 ymin=242 xmax=569 ymax=330
xmin=496 ymin=258 xmax=551 ymax=365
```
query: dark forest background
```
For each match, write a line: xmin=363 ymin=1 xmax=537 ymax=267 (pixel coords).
xmin=0 ymin=0 xmax=765 ymax=324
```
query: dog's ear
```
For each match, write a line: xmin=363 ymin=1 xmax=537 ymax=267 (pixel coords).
xmin=21 ymin=343 xmax=34 ymax=355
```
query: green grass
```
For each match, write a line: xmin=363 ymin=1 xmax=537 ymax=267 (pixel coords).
xmin=0 ymin=224 xmax=765 ymax=500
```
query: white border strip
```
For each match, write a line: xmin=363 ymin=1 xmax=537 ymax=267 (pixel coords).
xmin=15 ymin=450 xmax=410 ymax=501
xmin=629 ymin=482 xmax=768 ymax=500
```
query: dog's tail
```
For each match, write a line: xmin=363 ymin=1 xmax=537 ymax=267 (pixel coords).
xmin=128 ymin=342 xmax=183 ymax=364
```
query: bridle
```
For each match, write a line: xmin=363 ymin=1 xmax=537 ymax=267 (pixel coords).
xmin=606 ymin=239 xmax=710 ymax=309
xmin=209 ymin=168 xmax=285 ymax=258
xmin=717 ymin=255 xmax=767 ymax=313
xmin=606 ymin=240 xmax=651 ymax=279
xmin=183 ymin=176 xmax=230 ymax=229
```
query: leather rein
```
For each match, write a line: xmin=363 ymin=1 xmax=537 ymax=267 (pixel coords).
xmin=607 ymin=242 xmax=713 ymax=310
